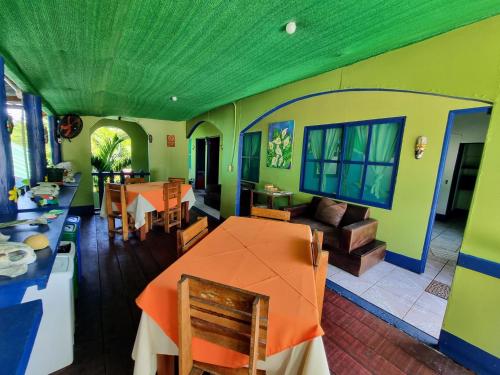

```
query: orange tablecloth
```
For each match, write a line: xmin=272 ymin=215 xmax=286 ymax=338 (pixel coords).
xmin=126 ymin=182 xmax=192 ymax=211
xmin=136 ymin=216 xmax=323 ymax=368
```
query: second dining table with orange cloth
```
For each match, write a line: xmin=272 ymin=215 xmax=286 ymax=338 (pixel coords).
xmin=100 ymin=182 xmax=195 ymax=230
xmin=132 ymin=216 xmax=329 ymax=374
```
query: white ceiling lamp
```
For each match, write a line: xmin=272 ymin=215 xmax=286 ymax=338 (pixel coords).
xmin=286 ymin=21 xmax=297 ymax=35
xmin=170 ymin=96 xmax=178 ymax=102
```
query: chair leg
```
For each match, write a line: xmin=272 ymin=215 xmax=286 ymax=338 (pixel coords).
xmin=107 ymin=217 xmax=115 ymax=238
xmin=164 ymin=211 xmax=170 ymax=233
xmin=122 ymin=218 xmax=129 ymax=241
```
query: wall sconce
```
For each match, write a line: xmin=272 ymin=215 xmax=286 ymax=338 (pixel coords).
xmin=415 ymin=136 xmax=428 ymax=159
xmin=148 ymin=134 xmax=153 ymax=143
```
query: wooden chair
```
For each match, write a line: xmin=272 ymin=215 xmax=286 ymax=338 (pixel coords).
xmin=160 ymin=181 xmax=182 ymax=233
xmin=105 ymin=183 xmax=145 ymax=241
xmin=177 ymin=217 xmax=208 ymax=257
xmin=124 ymin=177 xmax=145 ymax=184
xmin=178 ymin=274 xmax=269 ymax=375
xmin=168 ymin=177 xmax=186 ymax=184
xmin=250 ymin=206 xmax=291 ymax=222
xmin=311 ymin=230 xmax=328 ymax=320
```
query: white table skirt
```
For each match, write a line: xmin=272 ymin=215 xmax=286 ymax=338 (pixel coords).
xmin=132 ymin=312 xmax=330 ymax=375
xmin=100 ymin=188 xmax=196 ymax=229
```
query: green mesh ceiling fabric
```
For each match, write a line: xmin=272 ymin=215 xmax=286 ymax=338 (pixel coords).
xmin=1 ymin=1 xmax=499 ymax=120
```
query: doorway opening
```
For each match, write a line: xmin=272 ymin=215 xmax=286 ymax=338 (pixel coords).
xmin=188 ymin=122 xmax=222 ymax=219
xmin=90 ymin=119 xmax=150 ymax=209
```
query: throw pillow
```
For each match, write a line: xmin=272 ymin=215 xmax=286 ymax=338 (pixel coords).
xmin=314 ymin=198 xmax=347 ymax=227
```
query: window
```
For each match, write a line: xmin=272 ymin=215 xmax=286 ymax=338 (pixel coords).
xmin=241 ymin=132 xmax=261 ymax=183
xmin=7 ymin=106 xmax=31 ymax=186
xmin=301 ymin=117 xmax=405 ymax=209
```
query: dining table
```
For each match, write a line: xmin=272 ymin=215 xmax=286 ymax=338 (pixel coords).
xmin=132 ymin=216 xmax=330 ymax=375
xmin=100 ymin=182 xmax=196 ymax=236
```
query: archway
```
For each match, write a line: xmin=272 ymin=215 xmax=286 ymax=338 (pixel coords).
xmin=90 ymin=118 xmax=149 ymax=208
xmin=188 ymin=121 xmax=222 ymax=219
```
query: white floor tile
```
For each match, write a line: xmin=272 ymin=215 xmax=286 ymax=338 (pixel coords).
xmin=404 ymin=302 xmax=444 ymax=338
xmin=413 ymin=291 xmax=448 ymax=316
xmin=434 ymin=264 xmax=456 ymax=286
xmin=361 ymin=285 xmax=415 ymax=318
xmin=334 ymin=271 xmax=375 ymax=295
xmin=375 ymin=267 xmax=431 ymax=302
xmin=327 ymin=264 xmax=346 ymax=278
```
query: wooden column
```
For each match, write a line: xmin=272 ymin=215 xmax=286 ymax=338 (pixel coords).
xmin=48 ymin=115 xmax=61 ymax=164
xmin=23 ymin=93 xmax=46 ymax=186
xmin=0 ymin=57 xmax=17 ymax=214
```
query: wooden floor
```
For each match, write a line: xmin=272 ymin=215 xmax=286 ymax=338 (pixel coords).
xmin=55 ymin=212 xmax=470 ymax=375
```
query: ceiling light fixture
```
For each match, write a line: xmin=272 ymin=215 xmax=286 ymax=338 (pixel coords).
xmin=286 ymin=21 xmax=297 ymax=35
xmin=170 ymin=96 xmax=178 ymax=102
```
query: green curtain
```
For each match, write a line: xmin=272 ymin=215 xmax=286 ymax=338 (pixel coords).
xmin=345 ymin=126 xmax=368 ymax=161
xmin=242 ymin=132 xmax=261 ymax=182
xmin=320 ymin=128 xmax=342 ymax=192
xmin=367 ymin=123 xmax=399 ymax=199
xmin=308 ymin=129 xmax=323 ymax=159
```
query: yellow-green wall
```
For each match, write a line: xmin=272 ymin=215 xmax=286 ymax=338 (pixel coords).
xmin=249 ymin=91 xmax=484 ymax=260
xmin=62 ymin=116 xmax=187 ymax=206
xmin=187 ymin=15 xmax=500 ymax=360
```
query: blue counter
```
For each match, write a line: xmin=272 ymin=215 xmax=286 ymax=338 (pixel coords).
xmin=0 ymin=174 xmax=81 ymax=307
xmin=0 ymin=300 xmax=43 ymax=375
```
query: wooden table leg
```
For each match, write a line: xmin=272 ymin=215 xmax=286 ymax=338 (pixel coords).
xmin=139 ymin=224 xmax=146 ymax=241
xmin=157 ymin=354 xmax=175 ymax=375
xmin=268 ymin=195 xmax=273 ymax=209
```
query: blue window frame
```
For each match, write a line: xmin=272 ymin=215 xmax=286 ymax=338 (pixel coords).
xmin=300 ymin=117 xmax=405 ymax=209
xmin=241 ymin=131 xmax=262 ymax=183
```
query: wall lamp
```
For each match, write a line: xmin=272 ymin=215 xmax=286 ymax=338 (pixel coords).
xmin=415 ymin=136 xmax=428 ymax=159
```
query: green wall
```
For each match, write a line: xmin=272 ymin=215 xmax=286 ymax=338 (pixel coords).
xmin=62 ymin=116 xmax=187 ymax=206
xmin=188 ymin=122 xmax=222 ymax=183
xmin=187 ymin=16 xmax=500 ymax=360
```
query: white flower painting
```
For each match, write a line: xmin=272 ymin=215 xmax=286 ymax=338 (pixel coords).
xmin=266 ymin=120 xmax=294 ymax=169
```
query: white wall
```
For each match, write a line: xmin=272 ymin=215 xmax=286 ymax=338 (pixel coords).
xmin=436 ymin=112 xmax=490 ymax=215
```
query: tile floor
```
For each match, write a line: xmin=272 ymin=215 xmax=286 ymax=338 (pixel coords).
xmin=326 ymin=217 xmax=465 ymax=339
xmin=193 ymin=189 xmax=220 ymax=219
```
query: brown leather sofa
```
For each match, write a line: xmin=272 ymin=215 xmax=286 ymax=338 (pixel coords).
xmin=285 ymin=196 xmax=378 ymax=251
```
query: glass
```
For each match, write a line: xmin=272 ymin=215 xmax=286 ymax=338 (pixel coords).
xmin=368 ymin=122 xmax=400 ymax=163
xmin=324 ymin=128 xmax=342 ymax=161
xmin=344 ymin=125 xmax=368 ymax=162
xmin=321 ymin=162 xmax=339 ymax=194
xmin=306 ymin=129 xmax=324 ymax=160
xmin=362 ymin=165 xmax=394 ymax=205
xmin=340 ymin=163 xmax=364 ymax=199
xmin=303 ymin=161 xmax=321 ymax=191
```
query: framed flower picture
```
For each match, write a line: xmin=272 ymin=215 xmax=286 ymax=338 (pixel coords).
xmin=266 ymin=120 xmax=294 ymax=169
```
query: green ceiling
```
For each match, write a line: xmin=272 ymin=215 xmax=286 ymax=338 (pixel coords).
xmin=1 ymin=1 xmax=499 ymax=120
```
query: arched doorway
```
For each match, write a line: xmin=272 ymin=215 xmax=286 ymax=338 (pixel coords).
xmin=90 ymin=118 xmax=149 ymax=208
xmin=188 ymin=121 xmax=222 ymax=219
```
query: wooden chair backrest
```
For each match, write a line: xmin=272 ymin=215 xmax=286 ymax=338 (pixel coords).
xmin=105 ymin=183 xmax=126 ymax=214
xmin=124 ymin=177 xmax=145 ymax=184
xmin=163 ymin=181 xmax=181 ymax=210
xmin=168 ymin=177 xmax=186 ymax=184
xmin=311 ymin=230 xmax=323 ymax=268
xmin=251 ymin=206 xmax=291 ymax=222
xmin=177 ymin=217 xmax=208 ymax=256
xmin=178 ymin=274 xmax=269 ymax=375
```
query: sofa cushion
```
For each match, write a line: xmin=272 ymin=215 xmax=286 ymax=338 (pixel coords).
xmin=340 ymin=204 xmax=370 ymax=227
xmin=290 ymin=216 xmax=337 ymax=248
xmin=314 ymin=198 xmax=347 ymax=227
